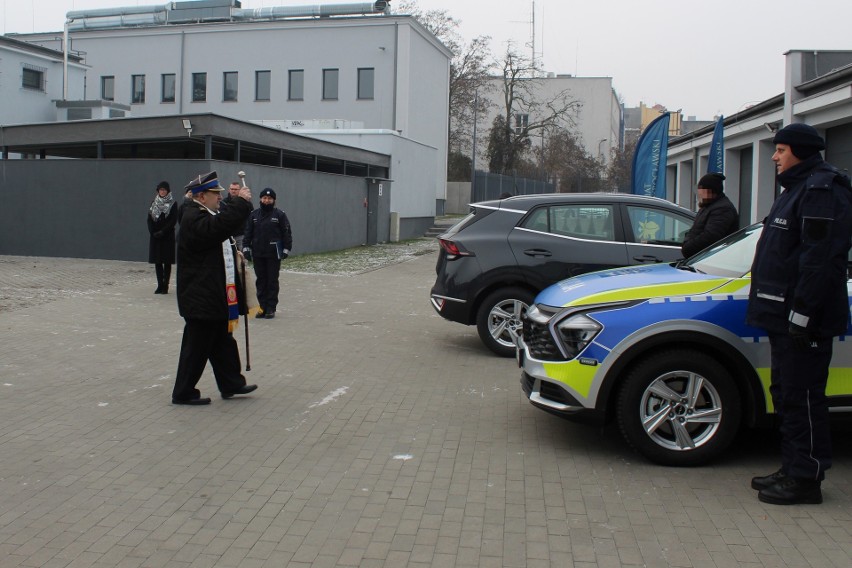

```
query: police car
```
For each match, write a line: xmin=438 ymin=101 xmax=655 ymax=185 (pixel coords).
xmin=518 ymin=223 xmax=852 ymax=466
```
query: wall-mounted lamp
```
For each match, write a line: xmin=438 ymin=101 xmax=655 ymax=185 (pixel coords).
xmin=764 ymin=121 xmax=781 ymax=133
xmin=182 ymin=119 xmax=192 ymax=137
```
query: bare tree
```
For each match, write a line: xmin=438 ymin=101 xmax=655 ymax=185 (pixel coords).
xmin=396 ymin=1 xmax=492 ymax=160
xmin=488 ymin=44 xmax=582 ymax=174
xmin=607 ymin=135 xmax=638 ymax=193
xmin=538 ymin=127 xmax=605 ymax=192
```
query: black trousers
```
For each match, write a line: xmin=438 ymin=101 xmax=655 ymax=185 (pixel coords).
xmin=768 ymin=334 xmax=833 ymax=481
xmin=172 ymin=319 xmax=246 ymax=401
xmin=154 ymin=263 xmax=171 ymax=291
xmin=253 ymin=256 xmax=282 ymax=312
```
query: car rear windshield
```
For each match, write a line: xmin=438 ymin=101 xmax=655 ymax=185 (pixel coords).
xmin=442 ymin=207 xmax=496 ymax=238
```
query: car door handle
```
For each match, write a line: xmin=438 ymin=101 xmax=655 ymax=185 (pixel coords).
xmin=633 ymin=255 xmax=662 ymax=263
xmin=524 ymin=249 xmax=552 ymax=258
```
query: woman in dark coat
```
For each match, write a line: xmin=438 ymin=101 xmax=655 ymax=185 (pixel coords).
xmin=148 ymin=181 xmax=178 ymax=294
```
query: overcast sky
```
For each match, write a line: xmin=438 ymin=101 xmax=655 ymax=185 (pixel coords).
xmin=4 ymin=0 xmax=851 ymax=120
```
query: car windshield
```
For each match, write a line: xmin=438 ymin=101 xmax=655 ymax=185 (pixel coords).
xmin=681 ymin=223 xmax=762 ymax=278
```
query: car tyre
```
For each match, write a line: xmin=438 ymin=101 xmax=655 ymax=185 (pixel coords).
xmin=616 ymin=349 xmax=741 ymax=466
xmin=476 ymin=287 xmax=534 ymax=357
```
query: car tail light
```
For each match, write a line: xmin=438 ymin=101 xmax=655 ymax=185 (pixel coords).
xmin=439 ymin=239 xmax=473 ymax=260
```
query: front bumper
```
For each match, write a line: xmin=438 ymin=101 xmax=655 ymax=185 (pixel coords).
xmin=518 ymin=339 xmax=605 ymax=424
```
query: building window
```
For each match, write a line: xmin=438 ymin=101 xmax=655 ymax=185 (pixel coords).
xmin=288 ymin=69 xmax=303 ymax=101
xmin=192 ymin=72 xmax=207 ymax=102
xmin=101 ymin=76 xmax=114 ymax=100
xmin=322 ymin=68 xmax=338 ymax=100
xmin=22 ymin=65 xmax=46 ymax=91
xmin=357 ymin=67 xmax=374 ymax=100
xmin=161 ymin=74 xmax=175 ymax=103
xmin=513 ymin=113 xmax=529 ymax=134
xmin=255 ymin=70 xmax=271 ymax=101
xmin=223 ymin=71 xmax=238 ymax=102
xmin=131 ymin=74 xmax=146 ymax=104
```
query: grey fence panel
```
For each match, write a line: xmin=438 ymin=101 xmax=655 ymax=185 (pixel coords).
xmin=471 ymin=170 xmax=554 ymax=202
xmin=0 ymin=159 xmax=386 ymax=261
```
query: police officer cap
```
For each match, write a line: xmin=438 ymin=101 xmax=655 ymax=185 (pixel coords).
xmin=697 ymin=172 xmax=725 ymax=194
xmin=260 ymin=188 xmax=276 ymax=200
xmin=772 ymin=123 xmax=825 ymax=151
xmin=184 ymin=171 xmax=225 ymax=194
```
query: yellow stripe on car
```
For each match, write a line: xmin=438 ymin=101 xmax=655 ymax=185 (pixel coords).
xmin=564 ymin=279 xmax=731 ymax=307
xmin=757 ymin=366 xmax=852 ymax=413
xmin=542 ymin=360 xmax=598 ymax=399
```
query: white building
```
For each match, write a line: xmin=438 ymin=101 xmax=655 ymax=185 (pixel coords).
xmin=11 ymin=0 xmax=452 ymax=230
xmin=666 ymin=50 xmax=852 ymax=225
xmin=0 ymin=35 xmax=88 ymax=124
xmin=476 ymin=74 xmax=623 ymax=167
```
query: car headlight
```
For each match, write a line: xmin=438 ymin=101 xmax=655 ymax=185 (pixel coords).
xmin=554 ymin=313 xmax=602 ymax=359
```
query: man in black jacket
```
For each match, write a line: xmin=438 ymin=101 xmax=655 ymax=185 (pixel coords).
xmin=681 ymin=172 xmax=739 ymax=257
xmin=747 ymin=123 xmax=852 ymax=504
xmin=243 ymin=188 xmax=293 ymax=319
xmin=172 ymin=171 xmax=258 ymax=406
xmin=222 ymin=180 xmax=254 ymax=251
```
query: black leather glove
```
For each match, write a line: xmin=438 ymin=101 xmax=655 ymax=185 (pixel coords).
xmin=242 ymin=247 xmax=252 ymax=261
xmin=282 ymin=251 xmax=289 ymax=259
xmin=788 ymin=323 xmax=812 ymax=350
xmin=153 ymin=231 xmax=163 ymax=238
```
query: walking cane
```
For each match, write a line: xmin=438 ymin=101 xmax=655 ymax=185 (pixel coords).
xmin=238 ymin=170 xmax=251 ymax=371
xmin=241 ymin=255 xmax=251 ymax=372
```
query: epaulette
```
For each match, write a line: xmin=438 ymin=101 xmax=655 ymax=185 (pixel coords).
xmin=807 ymin=164 xmax=851 ymax=191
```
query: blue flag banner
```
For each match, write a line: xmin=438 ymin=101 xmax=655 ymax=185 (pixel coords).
xmin=707 ymin=115 xmax=724 ymax=174
xmin=631 ymin=113 xmax=670 ymax=199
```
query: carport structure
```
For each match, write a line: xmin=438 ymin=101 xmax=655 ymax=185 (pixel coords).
xmin=0 ymin=113 xmax=392 ymax=260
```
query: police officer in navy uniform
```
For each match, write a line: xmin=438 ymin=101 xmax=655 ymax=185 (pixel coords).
xmin=746 ymin=123 xmax=852 ymax=505
xmin=243 ymin=188 xmax=293 ymax=319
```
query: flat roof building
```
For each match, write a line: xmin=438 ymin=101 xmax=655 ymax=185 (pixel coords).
xmin=666 ymin=50 xmax=852 ymax=225
xmin=8 ymin=0 xmax=451 ymax=234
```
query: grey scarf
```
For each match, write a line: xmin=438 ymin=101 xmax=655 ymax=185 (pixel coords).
xmin=150 ymin=193 xmax=175 ymax=221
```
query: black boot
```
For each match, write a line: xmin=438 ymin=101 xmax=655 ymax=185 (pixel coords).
xmin=154 ymin=264 xmax=164 ymax=294
xmin=751 ymin=469 xmax=786 ymax=490
xmin=758 ymin=477 xmax=822 ymax=505
xmin=161 ymin=264 xmax=171 ymax=294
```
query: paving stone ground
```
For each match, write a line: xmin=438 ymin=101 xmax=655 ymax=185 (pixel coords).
xmin=1 ymin=253 xmax=852 ymax=567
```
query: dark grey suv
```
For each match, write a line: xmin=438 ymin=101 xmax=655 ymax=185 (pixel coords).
xmin=430 ymin=193 xmax=695 ymax=356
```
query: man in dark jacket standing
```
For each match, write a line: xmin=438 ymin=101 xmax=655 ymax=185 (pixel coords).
xmin=681 ymin=172 xmax=739 ymax=257
xmin=172 ymin=171 xmax=258 ymax=406
xmin=222 ymin=180 xmax=254 ymax=251
xmin=243 ymin=188 xmax=293 ymax=319
xmin=746 ymin=123 xmax=852 ymax=505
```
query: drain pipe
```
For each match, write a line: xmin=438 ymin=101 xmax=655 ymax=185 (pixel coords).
xmin=63 ymin=20 xmax=69 ymax=100
xmin=178 ymin=30 xmax=186 ymax=114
